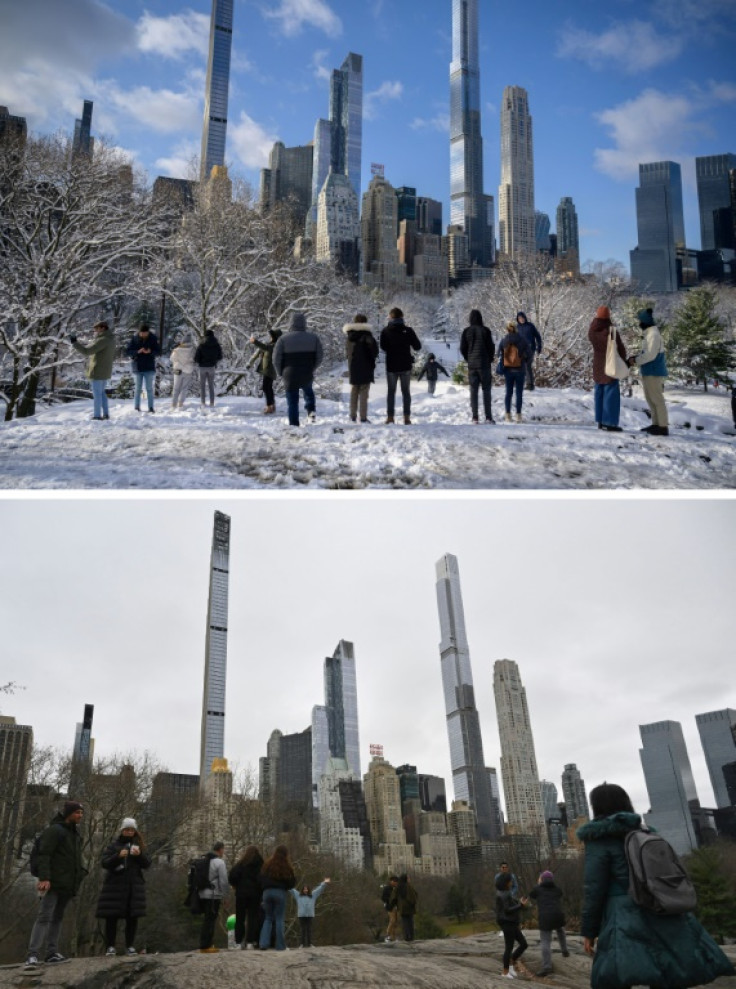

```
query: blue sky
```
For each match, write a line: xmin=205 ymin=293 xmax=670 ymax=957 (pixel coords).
xmin=2 ymin=0 xmax=735 ymax=270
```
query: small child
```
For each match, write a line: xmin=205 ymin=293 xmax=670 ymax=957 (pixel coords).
xmin=290 ymin=878 xmax=330 ymax=947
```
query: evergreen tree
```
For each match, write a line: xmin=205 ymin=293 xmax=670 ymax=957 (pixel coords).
xmin=687 ymin=844 xmax=736 ymax=942
xmin=668 ymin=285 xmax=735 ymax=390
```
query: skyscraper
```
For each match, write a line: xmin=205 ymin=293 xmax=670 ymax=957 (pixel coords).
xmin=556 ymin=197 xmax=580 ymax=272
xmin=696 ymin=154 xmax=736 ymax=250
xmin=361 ymin=173 xmax=409 ymax=292
xmin=498 ymin=86 xmax=535 ymax=255
xmin=72 ymin=100 xmax=93 ymax=158
xmin=69 ymin=703 xmax=94 ymax=795
xmin=200 ymin=0 xmax=234 ymax=183
xmin=0 ymin=105 xmax=27 ymax=146
xmin=695 ymin=709 xmax=736 ymax=809
xmin=560 ymin=762 xmax=589 ymax=823
xmin=535 ymin=211 xmax=551 ymax=253
xmin=323 ymin=640 xmax=361 ymax=779
xmin=435 ymin=553 xmax=497 ymax=840
xmin=630 ymin=161 xmax=685 ymax=293
xmin=0 ymin=716 xmax=33 ymax=882
xmin=316 ymin=171 xmax=361 ymax=279
xmin=639 ymin=720 xmax=698 ymax=855
xmin=260 ymin=141 xmax=314 ymax=225
xmin=449 ymin=0 xmax=490 ymax=267
xmin=493 ymin=659 xmax=549 ymax=854
xmin=200 ymin=511 xmax=231 ymax=789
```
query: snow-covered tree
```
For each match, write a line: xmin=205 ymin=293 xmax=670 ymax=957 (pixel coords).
xmin=0 ymin=135 xmax=167 ymax=420
xmin=668 ymin=284 xmax=735 ymax=389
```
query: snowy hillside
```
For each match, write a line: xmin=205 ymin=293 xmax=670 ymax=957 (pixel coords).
xmin=1 ymin=373 xmax=733 ymax=490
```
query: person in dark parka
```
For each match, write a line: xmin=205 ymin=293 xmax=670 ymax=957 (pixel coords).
xmin=249 ymin=330 xmax=282 ymax=414
xmin=96 ymin=817 xmax=151 ymax=956
xmin=228 ymin=845 xmax=264 ymax=949
xmin=126 ymin=324 xmax=160 ymax=412
xmin=342 ymin=313 xmax=378 ymax=423
xmin=578 ymin=783 xmax=734 ymax=989
xmin=272 ymin=312 xmax=323 ymax=426
xmin=516 ymin=312 xmax=542 ymax=390
xmin=194 ymin=330 xmax=223 ymax=408
xmin=390 ymin=874 xmax=418 ymax=942
xmin=379 ymin=307 xmax=421 ymax=424
xmin=417 ymin=353 xmax=449 ymax=395
xmin=460 ymin=309 xmax=495 ymax=423
xmin=529 ymin=870 xmax=568 ymax=976
xmin=496 ymin=871 xmax=529 ymax=978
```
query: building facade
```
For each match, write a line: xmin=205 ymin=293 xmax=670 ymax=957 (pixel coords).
xmin=695 ymin=709 xmax=736 ymax=809
xmin=324 ymin=640 xmax=361 ymax=780
xmin=449 ymin=0 xmax=490 ymax=267
xmin=560 ymin=762 xmax=589 ymax=823
xmin=630 ymin=161 xmax=686 ymax=293
xmin=696 ymin=154 xmax=736 ymax=251
xmin=260 ymin=141 xmax=314 ymax=226
xmin=316 ymin=171 xmax=361 ymax=279
xmin=0 ymin=106 xmax=27 ymax=146
xmin=435 ymin=553 xmax=497 ymax=840
xmin=498 ymin=86 xmax=535 ymax=256
xmin=493 ymin=659 xmax=549 ymax=855
xmin=200 ymin=0 xmax=234 ymax=183
xmin=363 ymin=753 xmax=416 ymax=875
xmin=72 ymin=100 xmax=94 ymax=158
xmin=200 ymin=511 xmax=230 ymax=789
xmin=0 ymin=716 xmax=33 ymax=883
xmin=318 ymin=757 xmax=371 ymax=870
xmin=556 ymin=197 xmax=580 ymax=273
xmin=639 ymin=720 xmax=699 ymax=855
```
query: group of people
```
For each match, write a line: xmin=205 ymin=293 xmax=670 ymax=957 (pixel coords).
xmin=70 ymin=303 xmax=681 ymax=435
xmin=380 ymin=873 xmax=419 ymax=943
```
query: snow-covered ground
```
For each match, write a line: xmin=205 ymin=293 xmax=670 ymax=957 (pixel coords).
xmin=1 ymin=375 xmax=733 ymax=490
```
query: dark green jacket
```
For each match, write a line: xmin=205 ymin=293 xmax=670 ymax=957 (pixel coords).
xmin=36 ymin=814 xmax=86 ymax=896
xmin=250 ymin=337 xmax=278 ymax=379
xmin=72 ymin=328 xmax=116 ymax=380
xmin=577 ymin=812 xmax=733 ymax=989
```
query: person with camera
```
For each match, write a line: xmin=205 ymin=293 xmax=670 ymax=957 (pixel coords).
xmin=69 ymin=321 xmax=116 ymax=420
xmin=126 ymin=323 xmax=161 ymax=412
xmin=95 ymin=817 xmax=151 ymax=957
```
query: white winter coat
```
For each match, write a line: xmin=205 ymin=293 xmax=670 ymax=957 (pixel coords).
xmin=171 ymin=344 xmax=195 ymax=375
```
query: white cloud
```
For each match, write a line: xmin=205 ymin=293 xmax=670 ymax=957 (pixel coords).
xmin=311 ymin=50 xmax=331 ymax=82
xmin=410 ymin=113 xmax=450 ymax=133
xmin=557 ymin=19 xmax=683 ymax=73
xmin=154 ymin=140 xmax=200 ymax=180
xmin=136 ymin=10 xmax=210 ymax=60
xmin=229 ymin=111 xmax=280 ymax=170
xmin=100 ymin=82 xmax=202 ymax=135
xmin=364 ymin=80 xmax=403 ymax=121
xmin=593 ymin=89 xmax=708 ymax=181
xmin=263 ymin=0 xmax=342 ymax=38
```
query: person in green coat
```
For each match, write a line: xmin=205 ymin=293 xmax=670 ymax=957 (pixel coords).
xmin=578 ymin=783 xmax=734 ymax=989
xmin=70 ymin=321 xmax=116 ymax=420
xmin=249 ymin=329 xmax=282 ymax=414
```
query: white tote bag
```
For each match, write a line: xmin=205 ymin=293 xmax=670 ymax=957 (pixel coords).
xmin=604 ymin=328 xmax=629 ymax=380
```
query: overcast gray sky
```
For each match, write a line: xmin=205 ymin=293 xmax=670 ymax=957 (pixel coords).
xmin=1 ymin=497 xmax=734 ymax=818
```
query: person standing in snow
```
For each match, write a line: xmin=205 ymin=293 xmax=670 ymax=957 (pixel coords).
xmin=170 ymin=339 xmax=195 ymax=409
xmin=249 ymin=330 xmax=282 ymax=415
xmin=497 ymin=321 xmax=531 ymax=423
xmin=528 ymin=870 xmax=568 ymax=977
xmin=126 ymin=324 xmax=160 ymax=413
xmin=69 ymin=321 xmax=116 ymax=420
xmin=460 ymin=309 xmax=495 ymax=423
xmin=417 ymin=353 xmax=449 ymax=395
xmin=272 ymin=312 xmax=323 ymax=426
xmin=628 ymin=308 xmax=669 ymax=437
xmin=343 ymin=314 xmax=378 ymax=423
xmin=516 ymin=312 xmax=542 ymax=390
xmin=379 ymin=307 xmax=421 ymax=424
xmin=588 ymin=306 xmax=627 ymax=432
xmin=194 ymin=330 xmax=223 ymax=408
xmin=289 ymin=878 xmax=330 ymax=947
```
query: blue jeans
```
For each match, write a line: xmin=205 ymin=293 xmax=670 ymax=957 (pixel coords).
xmin=504 ymin=369 xmax=525 ymax=414
xmin=594 ymin=381 xmax=621 ymax=426
xmin=91 ymin=379 xmax=109 ymax=418
xmin=134 ymin=371 xmax=155 ymax=410
xmin=259 ymin=888 xmax=287 ymax=950
xmin=285 ymin=385 xmax=315 ymax=426
xmin=386 ymin=371 xmax=411 ymax=418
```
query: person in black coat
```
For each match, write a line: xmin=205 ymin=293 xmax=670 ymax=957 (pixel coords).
xmin=529 ymin=870 xmax=568 ymax=976
xmin=379 ymin=307 xmax=421 ymax=424
xmin=194 ymin=330 xmax=223 ymax=407
xmin=417 ymin=353 xmax=449 ymax=396
xmin=126 ymin=324 xmax=160 ymax=412
xmin=228 ymin=845 xmax=264 ymax=949
xmin=460 ymin=308 xmax=495 ymax=423
xmin=95 ymin=818 xmax=151 ymax=956
xmin=496 ymin=871 xmax=529 ymax=978
xmin=343 ymin=314 xmax=378 ymax=423
xmin=516 ymin=312 xmax=542 ymax=390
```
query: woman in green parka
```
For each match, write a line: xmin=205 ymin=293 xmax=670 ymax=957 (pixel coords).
xmin=578 ymin=783 xmax=733 ymax=989
xmin=249 ymin=329 xmax=282 ymax=414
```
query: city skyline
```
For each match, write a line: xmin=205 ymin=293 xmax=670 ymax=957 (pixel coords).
xmin=1 ymin=499 xmax=734 ymax=825
xmin=1 ymin=0 xmax=734 ymax=269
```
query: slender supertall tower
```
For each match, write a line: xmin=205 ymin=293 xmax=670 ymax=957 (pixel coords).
xmin=449 ymin=0 xmax=490 ymax=266
xmin=200 ymin=0 xmax=234 ymax=183
xmin=493 ymin=659 xmax=549 ymax=854
xmin=435 ymin=554 xmax=497 ymax=839
xmin=312 ymin=640 xmax=361 ymax=804
xmin=498 ymin=86 xmax=535 ymax=255
xmin=200 ymin=511 xmax=231 ymax=789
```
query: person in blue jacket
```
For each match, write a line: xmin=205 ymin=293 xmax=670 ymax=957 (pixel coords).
xmin=516 ymin=312 xmax=542 ymax=390
xmin=289 ymin=878 xmax=330 ymax=947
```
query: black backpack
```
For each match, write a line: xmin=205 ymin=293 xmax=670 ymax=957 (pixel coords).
xmin=188 ymin=853 xmax=214 ymax=892
xmin=624 ymin=826 xmax=697 ymax=915
xmin=29 ymin=823 xmax=64 ymax=877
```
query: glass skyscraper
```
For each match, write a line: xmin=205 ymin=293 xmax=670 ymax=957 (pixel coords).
xmin=199 ymin=511 xmax=230 ymax=788
xmin=200 ymin=0 xmax=234 ymax=183
xmin=324 ymin=640 xmax=361 ymax=779
xmin=561 ymin=762 xmax=589 ymax=822
xmin=630 ymin=160 xmax=685 ymax=293
xmin=435 ymin=553 xmax=497 ymax=839
xmin=72 ymin=100 xmax=93 ymax=158
xmin=696 ymin=709 xmax=736 ymax=809
xmin=556 ymin=196 xmax=580 ymax=269
xmin=449 ymin=0 xmax=489 ymax=267
xmin=498 ymin=86 xmax=535 ymax=255
xmin=639 ymin=720 xmax=698 ymax=855
xmin=696 ymin=154 xmax=736 ymax=250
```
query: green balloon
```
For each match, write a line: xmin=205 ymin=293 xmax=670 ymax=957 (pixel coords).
xmin=226 ymin=914 xmax=236 ymax=931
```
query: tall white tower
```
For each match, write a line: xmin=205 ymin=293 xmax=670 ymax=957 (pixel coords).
xmin=498 ymin=86 xmax=535 ymax=255
xmin=200 ymin=511 xmax=231 ymax=790
xmin=200 ymin=0 xmax=234 ymax=183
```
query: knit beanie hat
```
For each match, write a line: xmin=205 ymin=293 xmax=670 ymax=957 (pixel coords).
xmin=637 ymin=308 xmax=655 ymax=327
xmin=540 ymin=870 xmax=554 ymax=882
xmin=596 ymin=306 xmax=611 ymax=319
xmin=121 ymin=817 xmax=138 ymax=831
xmin=63 ymin=801 xmax=83 ymax=818
xmin=290 ymin=312 xmax=307 ymax=331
